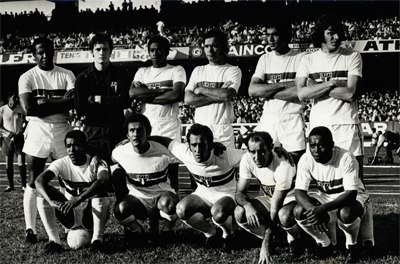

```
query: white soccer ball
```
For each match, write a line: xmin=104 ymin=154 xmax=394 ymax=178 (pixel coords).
xmin=67 ymin=227 xmax=92 ymax=249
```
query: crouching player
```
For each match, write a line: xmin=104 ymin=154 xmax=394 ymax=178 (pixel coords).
xmin=294 ymin=126 xmax=369 ymax=263
xmin=235 ymin=132 xmax=303 ymax=264
xmin=152 ymin=123 xmax=243 ymax=250
xmin=110 ymin=113 xmax=179 ymax=247
xmin=35 ymin=130 xmax=110 ymax=253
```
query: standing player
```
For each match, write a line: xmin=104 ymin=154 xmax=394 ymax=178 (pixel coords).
xmin=75 ymin=33 xmax=131 ymax=164
xmin=249 ymin=19 xmax=307 ymax=164
xmin=235 ymin=132 xmax=303 ymax=263
xmin=295 ymin=14 xmax=374 ymax=251
xmin=185 ymin=30 xmax=242 ymax=148
xmin=18 ymin=37 xmax=75 ymax=243
xmin=152 ymin=123 xmax=243 ymax=249
xmin=0 ymin=93 xmax=26 ymax=192
xmin=130 ymin=35 xmax=186 ymax=191
xmin=294 ymin=126 xmax=369 ymax=263
xmin=111 ymin=113 xmax=179 ymax=246
xmin=35 ymin=130 xmax=110 ymax=253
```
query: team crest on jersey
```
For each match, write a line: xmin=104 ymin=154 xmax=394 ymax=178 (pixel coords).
xmin=148 ymin=82 xmax=162 ymax=89
xmin=110 ymin=82 xmax=118 ymax=93
xmin=260 ymin=185 xmax=275 ymax=197
xmin=197 ymin=81 xmax=224 ymax=89
xmin=316 ymin=181 xmax=333 ymax=192
xmin=268 ymin=74 xmax=282 ymax=83
xmin=198 ymin=175 xmax=212 ymax=187
xmin=319 ymin=72 xmax=333 ymax=82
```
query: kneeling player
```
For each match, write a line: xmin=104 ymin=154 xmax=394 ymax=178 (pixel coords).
xmin=111 ymin=113 xmax=179 ymax=247
xmin=35 ymin=130 xmax=110 ymax=253
xmin=294 ymin=126 xmax=369 ymax=263
xmin=235 ymin=132 xmax=303 ymax=264
xmin=152 ymin=123 xmax=243 ymax=249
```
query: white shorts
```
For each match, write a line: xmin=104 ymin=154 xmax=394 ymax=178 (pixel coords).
xmin=310 ymin=124 xmax=364 ymax=157
xmin=256 ymin=114 xmax=306 ymax=152
xmin=207 ymin=123 xmax=235 ymax=149
xmin=150 ymin=117 xmax=181 ymax=142
xmin=193 ymin=184 xmax=236 ymax=208
xmin=127 ymin=183 xmax=176 ymax=215
xmin=255 ymin=194 xmax=296 ymax=211
xmin=309 ymin=191 xmax=369 ymax=223
xmin=23 ymin=120 xmax=71 ymax=159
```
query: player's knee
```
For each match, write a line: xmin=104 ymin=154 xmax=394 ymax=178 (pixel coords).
xmin=338 ymin=206 xmax=359 ymax=224
xmin=234 ymin=206 xmax=246 ymax=224
xmin=113 ymin=200 xmax=130 ymax=219
xmin=278 ymin=207 xmax=295 ymax=227
xmin=293 ymin=204 xmax=306 ymax=220
xmin=157 ymin=196 xmax=176 ymax=214
xmin=210 ymin=205 xmax=227 ymax=223
xmin=175 ymin=202 xmax=188 ymax=220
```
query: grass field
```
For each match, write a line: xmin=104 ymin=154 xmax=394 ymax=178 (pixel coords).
xmin=0 ymin=190 xmax=399 ymax=264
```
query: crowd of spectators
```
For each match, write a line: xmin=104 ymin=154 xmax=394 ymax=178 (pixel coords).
xmin=1 ymin=1 xmax=399 ymax=54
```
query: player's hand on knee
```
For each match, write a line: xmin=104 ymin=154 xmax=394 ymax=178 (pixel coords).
xmin=245 ymin=205 xmax=261 ymax=227
xmin=59 ymin=197 xmax=80 ymax=215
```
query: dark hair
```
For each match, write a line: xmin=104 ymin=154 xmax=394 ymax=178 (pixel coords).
xmin=31 ymin=37 xmax=54 ymax=54
xmin=89 ymin=33 xmax=113 ymax=51
xmin=245 ymin=132 xmax=273 ymax=150
xmin=64 ymin=130 xmax=87 ymax=147
xmin=308 ymin=126 xmax=334 ymax=144
xmin=124 ymin=113 xmax=152 ymax=136
xmin=265 ymin=19 xmax=292 ymax=43
xmin=203 ymin=29 xmax=229 ymax=55
xmin=312 ymin=14 xmax=345 ymax=48
xmin=186 ymin=123 xmax=214 ymax=146
xmin=148 ymin=35 xmax=170 ymax=54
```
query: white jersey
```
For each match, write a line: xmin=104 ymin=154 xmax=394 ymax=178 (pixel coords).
xmin=296 ymin=47 xmax=362 ymax=126
xmin=253 ymin=49 xmax=306 ymax=115
xmin=112 ymin=141 xmax=177 ymax=196
xmin=239 ymin=151 xmax=296 ymax=198
xmin=0 ymin=104 xmax=25 ymax=134
xmin=168 ymin=141 xmax=243 ymax=193
xmin=133 ymin=64 xmax=186 ymax=120
xmin=295 ymin=146 xmax=367 ymax=200
xmin=186 ymin=63 xmax=242 ymax=125
xmin=47 ymin=154 xmax=108 ymax=196
xmin=18 ymin=65 xmax=75 ymax=123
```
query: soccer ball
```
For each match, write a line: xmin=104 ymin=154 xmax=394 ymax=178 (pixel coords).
xmin=67 ymin=227 xmax=92 ymax=249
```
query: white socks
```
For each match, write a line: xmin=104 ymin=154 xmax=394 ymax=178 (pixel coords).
xmin=182 ymin=212 xmax=216 ymax=238
xmin=91 ymin=197 xmax=110 ymax=243
xmin=237 ymin=221 xmax=265 ymax=240
xmin=212 ymin=215 xmax=233 ymax=238
xmin=24 ymin=186 xmax=38 ymax=234
xmin=338 ymin=217 xmax=361 ymax=249
xmin=296 ymin=218 xmax=331 ymax=247
xmin=37 ymin=197 xmax=61 ymax=244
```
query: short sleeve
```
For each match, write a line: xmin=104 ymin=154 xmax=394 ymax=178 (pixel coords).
xmin=185 ymin=67 xmax=199 ymax=92
xmin=295 ymin=53 xmax=311 ymax=79
xmin=227 ymin=66 xmax=242 ymax=92
xmin=65 ymin=70 xmax=76 ymax=90
xmin=239 ymin=153 xmax=253 ymax=180
xmin=341 ymin=153 xmax=360 ymax=191
xmin=348 ymin=51 xmax=363 ymax=78
xmin=252 ymin=54 xmax=267 ymax=80
xmin=18 ymin=72 xmax=32 ymax=95
xmin=133 ymin=67 xmax=144 ymax=83
xmin=274 ymin=160 xmax=296 ymax=191
xmin=173 ymin=65 xmax=187 ymax=84
xmin=295 ymin=155 xmax=312 ymax=191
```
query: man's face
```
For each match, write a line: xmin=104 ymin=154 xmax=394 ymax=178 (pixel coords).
xmin=204 ymin=37 xmax=225 ymax=65
xmin=92 ymin=42 xmax=111 ymax=65
xmin=266 ymin=27 xmax=287 ymax=52
xmin=309 ymin=135 xmax=333 ymax=164
xmin=8 ymin=95 xmax=18 ymax=109
xmin=322 ymin=26 xmax=341 ymax=52
xmin=189 ymin=134 xmax=211 ymax=163
xmin=248 ymin=138 xmax=272 ymax=168
xmin=34 ymin=43 xmax=54 ymax=70
xmin=65 ymin=138 xmax=86 ymax=165
xmin=149 ymin=42 xmax=168 ymax=67
xmin=127 ymin=122 xmax=148 ymax=149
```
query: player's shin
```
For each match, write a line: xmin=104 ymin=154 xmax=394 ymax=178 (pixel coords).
xmin=338 ymin=217 xmax=361 ymax=248
xmin=359 ymin=203 xmax=375 ymax=246
xmin=182 ymin=212 xmax=216 ymax=237
xmin=295 ymin=218 xmax=331 ymax=247
xmin=24 ymin=186 xmax=38 ymax=234
xmin=212 ymin=215 xmax=233 ymax=238
xmin=91 ymin=197 xmax=110 ymax=243
xmin=37 ymin=197 xmax=61 ymax=244
xmin=237 ymin=220 xmax=265 ymax=239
